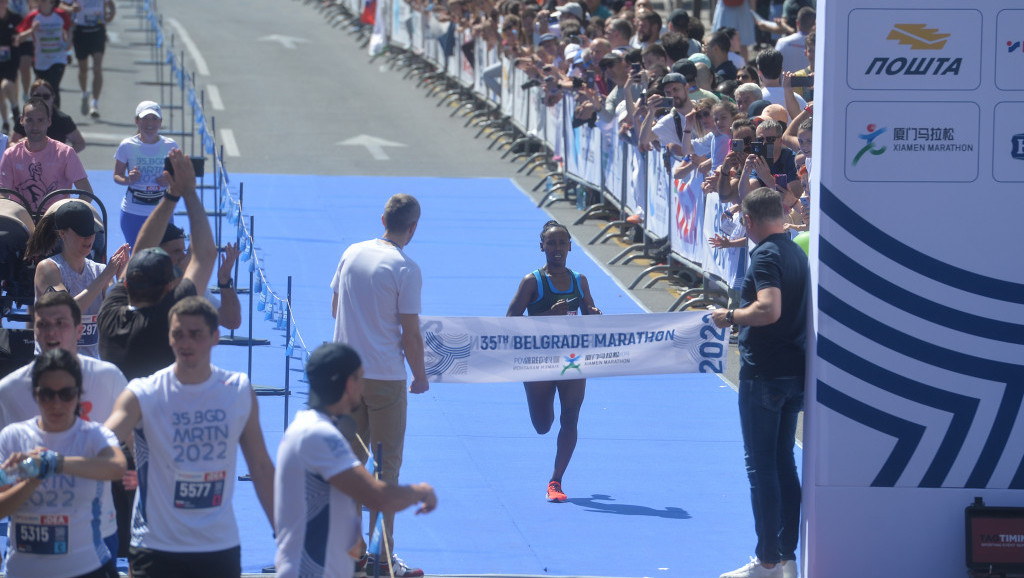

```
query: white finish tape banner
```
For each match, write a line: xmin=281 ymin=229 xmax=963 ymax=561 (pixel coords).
xmin=420 ymin=312 xmax=727 ymax=383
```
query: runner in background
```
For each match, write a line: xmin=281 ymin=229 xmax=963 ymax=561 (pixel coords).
xmin=506 ymin=220 xmax=601 ymax=503
xmin=61 ymin=0 xmax=115 ymax=118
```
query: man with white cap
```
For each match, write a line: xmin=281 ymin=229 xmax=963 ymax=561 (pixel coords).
xmin=274 ymin=342 xmax=437 ymax=578
xmin=113 ymin=100 xmax=179 ymax=248
xmin=0 ymin=95 xmax=91 ymax=213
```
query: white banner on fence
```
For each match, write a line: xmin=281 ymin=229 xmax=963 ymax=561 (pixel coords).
xmin=670 ymin=170 xmax=705 ymax=265
xmin=419 ymin=312 xmax=728 ymax=383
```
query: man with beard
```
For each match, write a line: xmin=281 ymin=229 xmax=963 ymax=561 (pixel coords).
xmin=642 ymin=72 xmax=695 ymax=155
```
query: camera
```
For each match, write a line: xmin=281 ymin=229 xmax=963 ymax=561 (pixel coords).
xmin=164 ymin=155 xmax=206 ymax=178
xmin=750 ymin=139 xmax=774 ymax=159
xmin=572 ymin=77 xmax=584 ymax=89
xmin=521 ymin=79 xmax=541 ymax=90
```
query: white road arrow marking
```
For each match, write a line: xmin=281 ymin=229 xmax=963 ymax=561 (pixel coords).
xmin=259 ymin=35 xmax=310 ymax=50
xmin=337 ymin=135 xmax=407 ymax=161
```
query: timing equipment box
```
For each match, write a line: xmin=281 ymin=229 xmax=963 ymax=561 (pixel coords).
xmin=966 ymin=497 xmax=1024 ymax=575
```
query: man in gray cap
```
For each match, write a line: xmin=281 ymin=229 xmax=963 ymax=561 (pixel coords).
xmin=98 ymin=149 xmax=217 ymax=381
xmin=274 ymin=343 xmax=437 ymax=578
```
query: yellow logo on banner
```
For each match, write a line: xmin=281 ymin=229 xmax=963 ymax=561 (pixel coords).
xmin=886 ymin=24 xmax=950 ymax=50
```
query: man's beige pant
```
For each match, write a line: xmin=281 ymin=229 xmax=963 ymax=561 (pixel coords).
xmin=350 ymin=378 xmax=407 ymax=555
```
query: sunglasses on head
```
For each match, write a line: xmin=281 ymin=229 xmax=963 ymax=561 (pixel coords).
xmin=36 ymin=387 xmax=78 ymax=402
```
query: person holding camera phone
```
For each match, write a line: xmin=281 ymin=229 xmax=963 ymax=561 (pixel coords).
xmin=112 ymin=100 xmax=179 ymax=249
xmin=641 ymin=72 xmax=694 ymax=155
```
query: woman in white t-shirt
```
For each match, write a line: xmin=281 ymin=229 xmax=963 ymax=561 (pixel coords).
xmin=0 ymin=348 xmax=127 ymax=578
xmin=112 ymin=100 xmax=178 ymax=248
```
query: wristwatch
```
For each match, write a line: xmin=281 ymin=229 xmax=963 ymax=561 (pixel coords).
xmin=725 ymin=309 xmax=735 ymax=325
xmin=217 ymin=278 xmax=233 ymax=289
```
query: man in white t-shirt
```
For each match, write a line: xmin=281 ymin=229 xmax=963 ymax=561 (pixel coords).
xmin=330 ymin=193 xmax=428 ymax=578
xmin=0 ymin=290 xmax=128 ymax=558
xmin=274 ymin=343 xmax=436 ymax=578
xmin=774 ymin=7 xmax=813 ymax=75
xmin=104 ymin=296 xmax=275 ymax=578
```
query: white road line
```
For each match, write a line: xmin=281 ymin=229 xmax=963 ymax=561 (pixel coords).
xmin=166 ymin=18 xmax=210 ymax=76
xmin=220 ymin=129 xmax=240 ymax=157
xmin=206 ymin=84 xmax=225 ymax=111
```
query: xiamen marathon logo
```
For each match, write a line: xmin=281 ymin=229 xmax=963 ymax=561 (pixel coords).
xmin=562 ymin=354 xmax=582 ymax=375
xmin=864 ymin=24 xmax=962 ymax=77
xmin=853 ymin=124 xmax=887 ymax=166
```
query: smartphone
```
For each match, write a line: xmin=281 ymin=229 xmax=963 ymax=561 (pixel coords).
xmin=799 ymin=197 xmax=810 ymax=208
xmin=730 ymin=138 xmax=744 ymax=153
xmin=548 ymin=15 xmax=558 ymax=24
xmin=164 ymin=156 xmax=206 ymax=178
xmin=789 ymin=76 xmax=814 ymax=88
xmin=585 ymin=70 xmax=595 ymax=88
xmin=630 ymin=62 xmax=641 ymax=74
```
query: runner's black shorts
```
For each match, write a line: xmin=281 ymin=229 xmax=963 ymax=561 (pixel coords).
xmin=130 ymin=545 xmax=242 ymax=578
xmin=73 ymin=25 xmax=107 ymax=59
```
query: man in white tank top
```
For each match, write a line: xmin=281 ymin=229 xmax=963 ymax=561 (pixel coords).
xmin=103 ymin=297 xmax=275 ymax=578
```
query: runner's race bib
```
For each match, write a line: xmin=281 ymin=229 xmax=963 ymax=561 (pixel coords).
xmin=173 ymin=470 xmax=226 ymax=509
xmin=13 ymin=513 xmax=69 ymax=555
xmin=79 ymin=314 xmax=98 ymax=348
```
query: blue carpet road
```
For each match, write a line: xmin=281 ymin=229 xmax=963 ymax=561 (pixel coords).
xmin=78 ymin=170 xmax=797 ymax=577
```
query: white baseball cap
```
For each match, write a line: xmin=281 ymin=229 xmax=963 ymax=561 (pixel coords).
xmin=135 ymin=100 xmax=162 ymax=119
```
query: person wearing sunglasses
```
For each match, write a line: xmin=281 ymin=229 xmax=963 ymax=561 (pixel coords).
xmin=0 ymin=291 xmax=131 ymax=569
xmin=8 ymin=78 xmax=86 ymax=152
xmin=0 ymin=346 xmax=127 ymax=578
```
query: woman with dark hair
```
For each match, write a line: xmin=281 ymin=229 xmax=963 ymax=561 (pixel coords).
xmin=506 ymin=220 xmax=601 ymax=503
xmin=0 ymin=347 xmax=127 ymax=578
xmin=26 ymin=199 xmax=128 ymax=357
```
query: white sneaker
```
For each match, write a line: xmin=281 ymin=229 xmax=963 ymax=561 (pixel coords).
xmin=780 ymin=559 xmax=797 ymax=578
xmin=720 ymin=558 xmax=783 ymax=578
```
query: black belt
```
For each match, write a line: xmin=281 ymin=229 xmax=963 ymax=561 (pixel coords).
xmin=128 ymin=188 xmax=162 ymax=205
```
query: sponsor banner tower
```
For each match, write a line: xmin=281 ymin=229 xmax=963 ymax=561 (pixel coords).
xmin=809 ymin=2 xmax=1024 ymax=577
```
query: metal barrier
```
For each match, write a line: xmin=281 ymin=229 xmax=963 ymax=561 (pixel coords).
xmin=312 ymin=0 xmax=743 ymax=311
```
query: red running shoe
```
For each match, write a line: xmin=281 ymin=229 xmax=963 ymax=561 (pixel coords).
xmin=546 ymin=480 xmax=567 ymax=502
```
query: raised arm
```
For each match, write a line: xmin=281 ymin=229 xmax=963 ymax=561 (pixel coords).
xmin=167 ymin=149 xmax=216 ymax=292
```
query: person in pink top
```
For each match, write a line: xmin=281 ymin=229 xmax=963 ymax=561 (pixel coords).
xmin=0 ymin=96 xmax=91 ymax=213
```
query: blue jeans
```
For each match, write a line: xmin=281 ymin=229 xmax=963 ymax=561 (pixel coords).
xmin=738 ymin=376 xmax=804 ymax=564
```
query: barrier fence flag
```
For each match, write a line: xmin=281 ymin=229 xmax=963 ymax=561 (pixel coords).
xmin=420 ymin=311 xmax=728 ymax=383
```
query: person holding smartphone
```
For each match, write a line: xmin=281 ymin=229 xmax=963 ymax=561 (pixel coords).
xmin=506 ymin=220 xmax=601 ymax=503
xmin=112 ymin=101 xmax=178 ymax=248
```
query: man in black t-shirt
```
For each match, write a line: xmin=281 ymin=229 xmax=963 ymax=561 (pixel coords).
xmin=98 ymin=149 xmax=217 ymax=380
xmin=712 ymin=188 xmax=808 ymax=578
